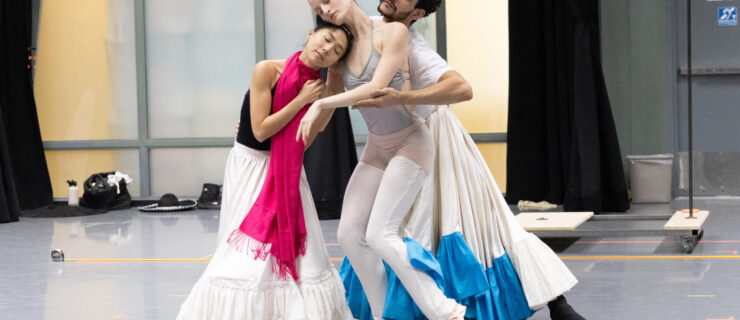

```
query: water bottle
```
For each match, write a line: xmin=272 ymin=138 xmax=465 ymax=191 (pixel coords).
xmin=67 ymin=180 xmax=78 ymax=206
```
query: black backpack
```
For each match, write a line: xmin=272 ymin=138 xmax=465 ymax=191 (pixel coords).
xmin=79 ymin=171 xmax=132 ymax=211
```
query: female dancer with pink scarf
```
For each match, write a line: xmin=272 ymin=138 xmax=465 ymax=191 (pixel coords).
xmin=300 ymin=1 xmax=467 ymax=319
xmin=177 ymin=23 xmax=353 ymax=320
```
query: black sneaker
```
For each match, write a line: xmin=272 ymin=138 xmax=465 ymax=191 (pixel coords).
xmin=196 ymin=183 xmax=221 ymax=210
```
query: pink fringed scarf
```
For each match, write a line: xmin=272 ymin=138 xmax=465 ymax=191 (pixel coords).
xmin=227 ymin=51 xmax=320 ymax=280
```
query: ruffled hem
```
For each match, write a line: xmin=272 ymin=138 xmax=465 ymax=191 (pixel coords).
xmin=382 ymin=237 xmax=448 ymax=320
xmin=463 ymin=254 xmax=533 ymax=320
xmin=437 ymin=233 xmax=531 ymax=319
xmin=508 ymin=233 xmax=578 ymax=309
xmin=177 ymin=268 xmax=352 ymax=320
xmin=339 ymin=237 xmax=449 ymax=320
xmin=341 ymin=235 xmax=531 ymax=320
xmin=436 ymin=232 xmax=489 ymax=301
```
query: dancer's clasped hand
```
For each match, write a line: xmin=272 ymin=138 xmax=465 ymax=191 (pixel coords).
xmin=353 ymin=87 xmax=401 ymax=109
xmin=296 ymin=79 xmax=325 ymax=107
xmin=294 ymin=80 xmax=325 ymax=144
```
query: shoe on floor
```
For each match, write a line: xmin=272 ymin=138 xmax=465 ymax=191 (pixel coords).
xmin=548 ymin=295 xmax=586 ymax=320
xmin=196 ymin=183 xmax=221 ymax=210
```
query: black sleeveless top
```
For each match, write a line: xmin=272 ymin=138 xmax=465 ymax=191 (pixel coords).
xmin=236 ymin=84 xmax=277 ymax=150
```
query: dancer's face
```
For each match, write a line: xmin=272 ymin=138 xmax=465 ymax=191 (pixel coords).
xmin=307 ymin=0 xmax=353 ymax=25
xmin=377 ymin=0 xmax=423 ymax=23
xmin=304 ymin=27 xmax=350 ymax=68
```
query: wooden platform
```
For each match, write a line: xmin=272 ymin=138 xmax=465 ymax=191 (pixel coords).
xmin=663 ymin=210 xmax=710 ymax=230
xmin=516 ymin=211 xmax=594 ymax=231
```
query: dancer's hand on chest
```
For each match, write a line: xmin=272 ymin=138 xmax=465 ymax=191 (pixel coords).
xmin=296 ymin=79 xmax=325 ymax=107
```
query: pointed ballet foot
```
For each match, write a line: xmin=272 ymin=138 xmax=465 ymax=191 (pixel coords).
xmin=548 ymin=295 xmax=586 ymax=320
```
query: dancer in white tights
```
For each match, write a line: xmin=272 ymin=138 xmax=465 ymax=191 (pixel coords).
xmin=350 ymin=1 xmax=586 ymax=319
xmin=301 ymin=1 xmax=466 ymax=319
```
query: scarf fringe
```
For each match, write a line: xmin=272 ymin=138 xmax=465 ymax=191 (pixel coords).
xmin=297 ymin=234 xmax=307 ymax=257
xmin=226 ymin=229 xmax=271 ymax=261
xmin=226 ymin=229 xmax=309 ymax=281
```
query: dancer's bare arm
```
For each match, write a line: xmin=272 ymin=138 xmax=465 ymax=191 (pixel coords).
xmin=250 ymin=60 xmax=324 ymax=142
xmin=303 ymin=64 xmax=345 ymax=149
xmin=317 ymin=64 xmax=345 ymax=131
xmin=297 ymin=23 xmax=409 ymax=142
xmin=312 ymin=23 xmax=409 ymax=110
xmin=354 ymin=70 xmax=472 ymax=108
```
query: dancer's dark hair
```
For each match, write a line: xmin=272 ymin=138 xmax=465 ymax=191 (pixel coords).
xmin=314 ymin=19 xmax=353 ymax=60
xmin=414 ymin=0 xmax=442 ymax=17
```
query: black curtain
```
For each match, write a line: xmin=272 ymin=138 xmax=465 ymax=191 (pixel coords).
xmin=506 ymin=0 xmax=629 ymax=213
xmin=0 ymin=101 xmax=21 ymax=223
xmin=304 ymin=107 xmax=358 ymax=220
xmin=0 ymin=0 xmax=53 ymax=223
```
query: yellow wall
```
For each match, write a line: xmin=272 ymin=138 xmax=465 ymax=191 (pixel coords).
xmin=447 ymin=0 xmax=509 ymax=191
xmin=35 ymin=1 xmax=116 ymax=197
xmin=34 ymin=0 xmax=113 ymax=141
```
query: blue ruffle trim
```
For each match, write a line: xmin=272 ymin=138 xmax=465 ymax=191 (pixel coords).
xmin=436 ymin=232 xmax=490 ymax=301
xmin=381 ymin=237 xmax=445 ymax=319
xmin=463 ymin=254 xmax=534 ymax=319
xmin=339 ymin=232 xmax=533 ymax=319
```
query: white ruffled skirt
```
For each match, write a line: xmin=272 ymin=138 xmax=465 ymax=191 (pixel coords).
xmin=177 ymin=142 xmax=352 ymax=320
xmin=406 ymin=106 xmax=578 ymax=311
xmin=341 ymin=107 xmax=578 ymax=319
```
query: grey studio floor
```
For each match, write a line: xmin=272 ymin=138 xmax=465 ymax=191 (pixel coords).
xmin=1 ymin=198 xmax=739 ymax=320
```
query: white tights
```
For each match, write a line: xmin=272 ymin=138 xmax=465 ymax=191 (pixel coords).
xmin=338 ymin=157 xmax=457 ymax=320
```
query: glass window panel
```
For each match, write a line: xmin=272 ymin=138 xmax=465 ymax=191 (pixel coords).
xmin=413 ymin=14 xmax=437 ymax=50
xmin=35 ymin=0 xmax=138 ymax=140
xmin=357 ymin=0 xmax=380 ymax=17
xmin=145 ymin=0 xmax=255 ymax=138
xmin=150 ymin=148 xmax=231 ymax=197
xmin=45 ymin=150 xmax=141 ymax=198
xmin=264 ymin=0 xmax=314 ymax=59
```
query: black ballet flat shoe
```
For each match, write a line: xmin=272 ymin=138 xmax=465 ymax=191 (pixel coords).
xmin=548 ymin=295 xmax=586 ymax=320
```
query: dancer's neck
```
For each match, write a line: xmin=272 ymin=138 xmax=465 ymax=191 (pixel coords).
xmin=297 ymin=52 xmax=320 ymax=71
xmin=344 ymin=5 xmax=372 ymax=39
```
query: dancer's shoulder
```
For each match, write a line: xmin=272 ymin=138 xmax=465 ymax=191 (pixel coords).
xmin=253 ymin=60 xmax=285 ymax=77
xmin=376 ymin=22 xmax=409 ymax=53
xmin=252 ymin=60 xmax=285 ymax=87
xmin=254 ymin=60 xmax=285 ymax=73
xmin=379 ymin=21 xmax=409 ymax=37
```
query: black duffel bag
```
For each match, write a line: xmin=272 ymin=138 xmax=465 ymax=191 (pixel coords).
xmin=79 ymin=171 xmax=132 ymax=211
